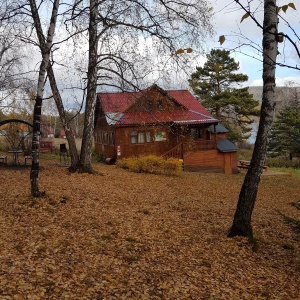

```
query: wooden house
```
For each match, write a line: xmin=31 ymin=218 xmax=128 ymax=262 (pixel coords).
xmin=94 ymin=84 xmax=238 ymax=174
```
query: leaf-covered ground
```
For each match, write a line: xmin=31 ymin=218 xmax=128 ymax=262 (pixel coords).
xmin=0 ymin=158 xmax=299 ymax=299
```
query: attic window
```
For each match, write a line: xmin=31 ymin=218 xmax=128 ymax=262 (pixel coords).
xmin=157 ymin=99 xmax=163 ymax=110
xmin=147 ymin=99 xmax=153 ymax=110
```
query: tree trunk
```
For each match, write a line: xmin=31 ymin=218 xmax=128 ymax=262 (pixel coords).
xmin=228 ymin=0 xmax=278 ymax=238
xmin=78 ymin=0 xmax=98 ymax=173
xmin=30 ymin=95 xmax=43 ymax=197
xmin=47 ymin=64 xmax=79 ymax=170
xmin=30 ymin=0 xmax=79 ymax=170
xmin=29 ymin=0 xmax=60 ymax=196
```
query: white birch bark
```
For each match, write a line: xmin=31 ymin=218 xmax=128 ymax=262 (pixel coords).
xmin=29 ymin=0 xmax=60 ymax=196
xmin=79 ymin=0 xmax=98 ymax=172
xmin=229 ymin=0 xmax=278 ymax=237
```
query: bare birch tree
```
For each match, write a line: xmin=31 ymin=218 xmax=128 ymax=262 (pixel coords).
xmin=78 ymin=0 xmax=98 ymax=172
xmin=217 ymin=1 xmax=299 ymax=238
xmin=228 ymin=0 xmax=279 ymax=238
xmin=29 ymin=0 xmax=60 ymax=196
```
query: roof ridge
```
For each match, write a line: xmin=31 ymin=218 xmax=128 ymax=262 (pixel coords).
xmin=189 ymin=109 xmax=216 ymax=120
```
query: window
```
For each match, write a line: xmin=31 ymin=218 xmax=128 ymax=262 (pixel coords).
xmin=131 ymin=131 xmax=137 ymax=144
xmin=138 ymin=132 xmax=145 ymax=143
xmin=97 ymin=131 xmax=114 ymax=145
xmin=107 ymin=131 xmax=114 ymax=146
xmin=146 ymin=132 xmax=151 ymax=143
xmin=191 ymin=127 xmax=203 ymax=139
xmin=147 ymin=99 xmax=153 ymax=110
xmin=157 ymin=99 xmax=163 ymax=110
xmin=131 ymin=131 xmax=152 ymax=144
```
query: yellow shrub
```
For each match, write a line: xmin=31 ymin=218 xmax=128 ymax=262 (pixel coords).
xmin=116 ymin=155 xmax=182 ymax=176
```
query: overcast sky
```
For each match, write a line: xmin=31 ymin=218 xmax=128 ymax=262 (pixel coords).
xmin=210 ymin=0 xmax=300 ymax=87
xmin=35 ymin=0 xmax=300 ymax=106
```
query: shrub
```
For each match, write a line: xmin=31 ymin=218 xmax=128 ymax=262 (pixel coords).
xmin=116 ymin=155 xmax=182 ymax=176
xmin=97 ymin=153 xmax=105 ymax=162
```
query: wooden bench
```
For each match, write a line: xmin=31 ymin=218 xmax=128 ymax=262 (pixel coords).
xmin=238 ymin=160 xmax=268 ymax=171
xmin=0 ymin=155 xmax=7 ymax=165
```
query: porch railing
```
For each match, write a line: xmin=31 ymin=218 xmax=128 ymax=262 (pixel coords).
xmin=162 ymin=140 xmax=216 ymax=159
xmin=183 ymin=140 xmax=216 ymax=153
xmin=162 ymin=143 xmax=184 ymax=159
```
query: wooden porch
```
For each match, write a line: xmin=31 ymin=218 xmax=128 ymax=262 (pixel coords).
xmin=162 ymin=140 xmax=216 ymax=159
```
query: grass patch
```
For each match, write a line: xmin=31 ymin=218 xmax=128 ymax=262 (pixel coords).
xmin=269 ymin=167 xmax=300 ymax=178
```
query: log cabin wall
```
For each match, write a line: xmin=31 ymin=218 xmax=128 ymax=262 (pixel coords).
xmin=183 ymin=150 xmax=238 ymax=174
xmin=114 ymin=125 xmax=179 ymax=158
xmin=94 ymin=121 xmax=214 ymax=159
xmin=94 ymin=123 xmax=181 ymax=159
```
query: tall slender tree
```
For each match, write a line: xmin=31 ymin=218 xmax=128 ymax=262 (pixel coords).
xmin=79 ymin=0 xmax=98 ymax=173
xmin=228 ymin=0 xmax=279 ymax=238
xmin=29 ymin=0 xmax=60 ymax=196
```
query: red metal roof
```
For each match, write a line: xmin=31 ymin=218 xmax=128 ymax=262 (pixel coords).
xmin=98 ymin=85 xmax=218 ymax=126
xmin=99 ymin=91 xmax=143 ymax=112
xmin=167 ymin=90 xmax=209 ymax=114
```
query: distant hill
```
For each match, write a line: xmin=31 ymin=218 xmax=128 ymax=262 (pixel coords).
xmin=248 ymin=86 xmax=300 ymax=116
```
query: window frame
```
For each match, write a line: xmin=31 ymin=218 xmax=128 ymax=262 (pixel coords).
xmin=130 ymin=130 xmax=152 ymax=144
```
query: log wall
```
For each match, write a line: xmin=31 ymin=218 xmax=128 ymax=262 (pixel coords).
xmin=183 ymin=150 xmax=238 ymax=174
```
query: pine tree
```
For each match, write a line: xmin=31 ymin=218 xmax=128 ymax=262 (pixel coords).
xmin=268 ymin=106 xmax=300 ymax=160
xmin=189 ymin=49 xmax=259 ymax=142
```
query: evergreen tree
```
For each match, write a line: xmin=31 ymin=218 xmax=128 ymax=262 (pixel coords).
xmin=268 ymin=106 xmax=300 ymax=160
xmin=189 ymin=49 xmax=259 ymax=142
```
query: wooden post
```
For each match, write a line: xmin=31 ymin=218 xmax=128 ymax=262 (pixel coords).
xmin=214 ymin=124 xmax=217 ymax=148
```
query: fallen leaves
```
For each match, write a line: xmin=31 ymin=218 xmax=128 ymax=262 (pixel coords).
xmin=0 ymin=157 xmax=299 ymax=299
